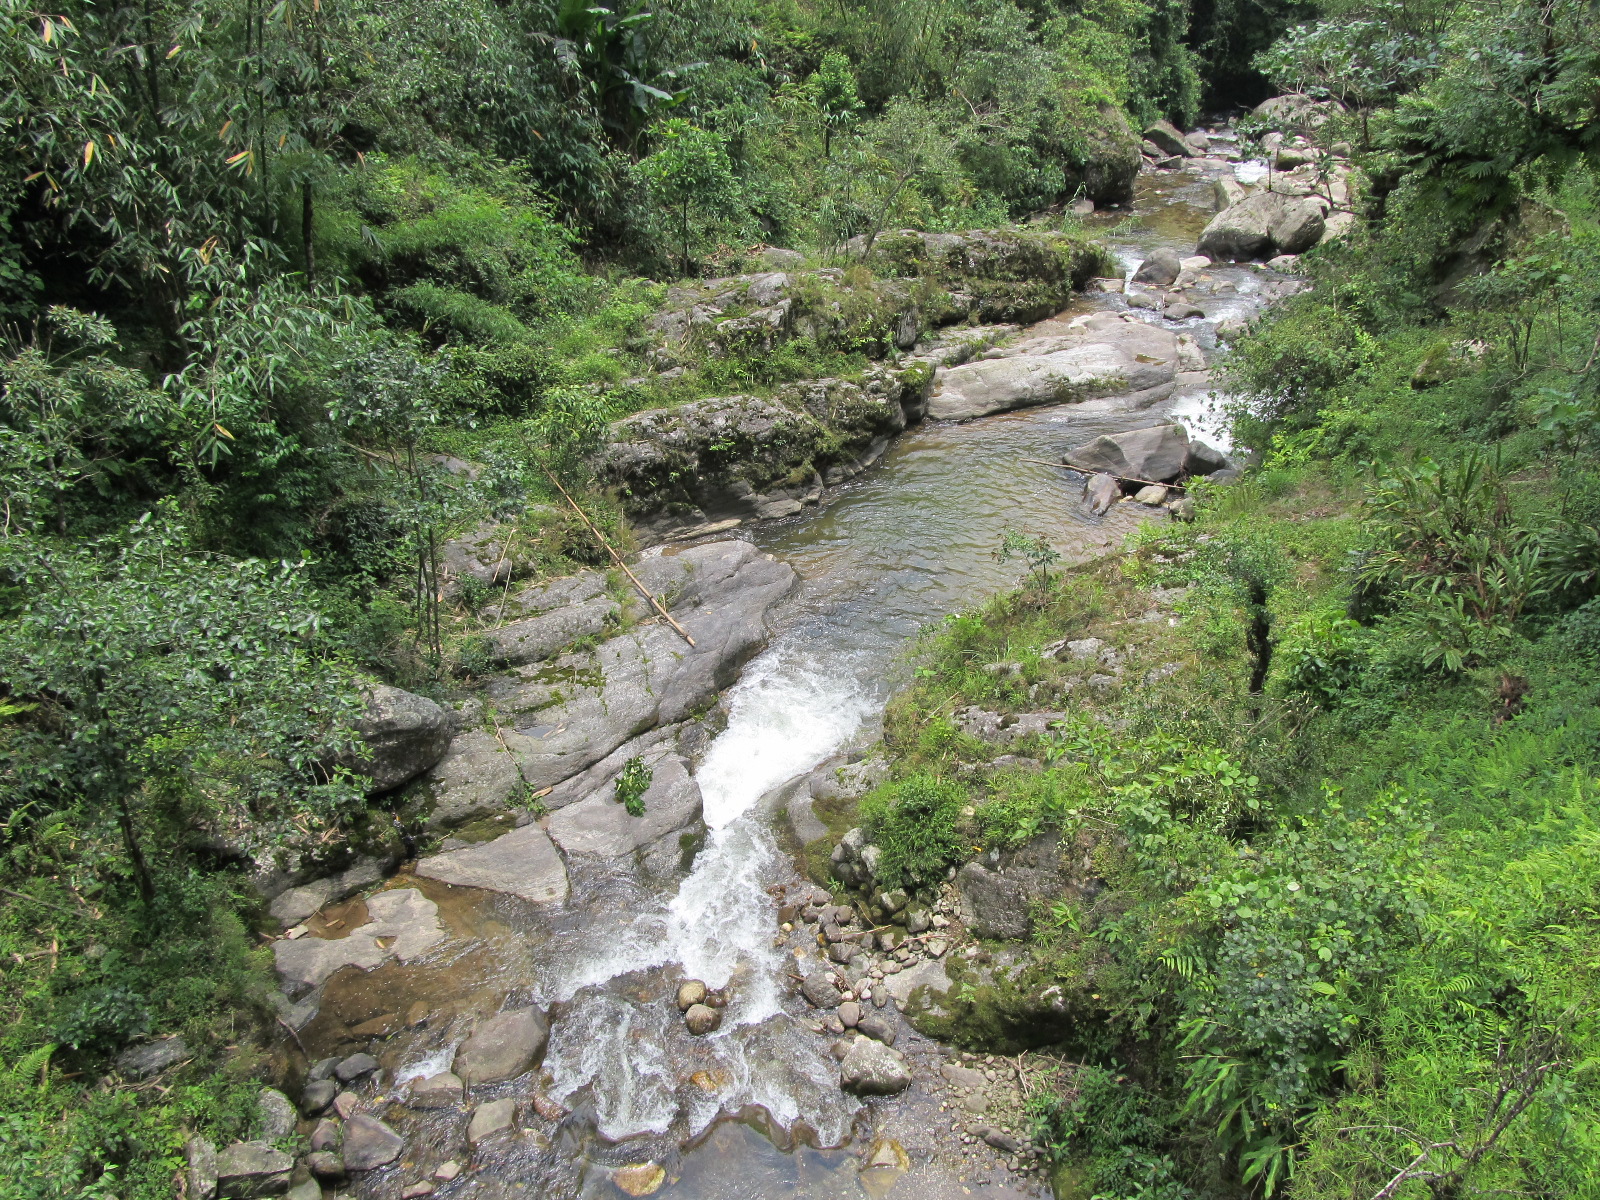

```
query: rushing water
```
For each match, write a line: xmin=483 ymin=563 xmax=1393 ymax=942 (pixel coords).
xmin=527 ymin=166 xmax=1277 ymax=1161
xmin=298 ymin=159 xmax=1289 ymax=1200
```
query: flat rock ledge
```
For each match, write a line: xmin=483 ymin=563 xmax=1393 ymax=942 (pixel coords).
xmin=415 ymin=824 xmax=569 ymax=903
xmin=928 ymin=312 xmax=1179 ymax=421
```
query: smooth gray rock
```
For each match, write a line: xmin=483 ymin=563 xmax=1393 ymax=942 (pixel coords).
xmin=1215 ymin=176 xmax=1248 ymax=210
xmin=308 ymin=1057 xmax=340 ymax=1082
xmin=268 ymin=855 xmax=389 ymax=929
xmin=856 ymin=1013 xmax=898 ymax=1045
xmin=415 ymin=823 xmax=568 ymax=904
xmin=467 ymin=1098 xmax=517 ymax=1143
xmin=1183 ymin=439 xmax=1230 ymax=476
xmin=839 ymin=1037 xmax=911 ymax=1095
xmin=1198 ymin=194 xmax=1276 ymax=261
xmin=1084 ymin=472 xmax=1120 ymax=516
xmin=547 ymin=753 xmax=703 ymax=858
xmin=412 ymin=729 xmax=525 ymax=832
xmin=928 ymin=313 xmax=1178 ymax=421
xmin=114 ymin=1036 xmax=188 ymax=1079
xmin=801 ymin=972 xmax=843 ymax=1009
xmin=1268 ymin=194 xmax=1327 ymax=255
xmin=285 ymin=1181 xmax=321 ymax=1200
xmin=453 ymin=1008 xmax=549 ymax=1085
xmin=353 ymin=684 xmax=451 ymax=795
xmin=299 ymin=1079 xmax=337 ymax=1116
xmin=482 ymin=596 xmax=618 ymax=667
xmin=1066 ymin=424 xmax=1191 ymax=483
xmin=215 ymin=1142 xmax=293 ymax=1198
xmin=342 ymin=1114 xmax=403 ymax=1171
xmin=256 ymin=1088 xmax=296 ymax=1140
xmin=334 ymin=1053 xmax=378 ymax=1084
xmin=1142 ymin=120 xmax=1195 ymax=158
xmin=1132 ymin=248 xmax=1181 ymax=287
xmin=487 ymin=541 xmax=795 ymax=794
xmin=273 ymin=889 xmax=444 ymax=998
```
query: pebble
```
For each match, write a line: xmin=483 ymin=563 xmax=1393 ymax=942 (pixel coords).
xmin=401 ymin=1183 xmax=435 ymax=1199
xmin=676 ymin=980 xmax=708 ymax=1011
xmin=434 ymin=1162 xmax=461 ymax=1182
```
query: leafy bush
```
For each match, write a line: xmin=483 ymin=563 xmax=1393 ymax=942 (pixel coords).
xmin=859 ymin=773 xmax=968 ymax=890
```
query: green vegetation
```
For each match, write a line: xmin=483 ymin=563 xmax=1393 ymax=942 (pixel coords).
xmin=0 ymin=0 xmax=1596 ymax=1188
xmin=615 ymin=756 xmax=655 ymax=817
xmin=868 ymin=1 xmax=1600 ymax=1192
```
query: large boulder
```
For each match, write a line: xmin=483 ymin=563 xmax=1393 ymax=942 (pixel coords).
xmin=1132 ymin=248 xmax=1181 ymax=287
xmin=957 ymin=835 xmax=1073 ymax=941
xmin=482 ymin=541 xmax=795 ymax=795
xmin=481 ymin=594 xmax=618 ymax=667
xmin=1065 ymin=424 xmax=1191 ymax=483
xmin=927 ymin=312 xmax=1179 ymax=421
xmin=410 ymin=730 xmax=525 ymax=832
xmin=1074 ymin=103 xmax=1143 ymax=206
xmin=453 ymin=1008 xmax=549 ymax=1085
xmin=1251 ymin=93 xmax=1342 ymax=133
xmin=214 ymin=1142 xmax=293 ymax=1199
xmin=1269 ymin=195 xmax=1327 ymax=255
xmin=353 ymin=685 xmax=451 ymax=795
xmin=415 ymin=823 xmax=569 ymax=904
xmin=1142 ymin=120 xmax=1195 ymax=159
xmin=839 ymin=1037 xmax=911 ymax=1096
xmin=1197 ymin=194 xmax=1276 ymax=261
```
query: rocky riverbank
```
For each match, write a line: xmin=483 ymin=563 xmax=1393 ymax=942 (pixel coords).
xmin=193 ymin=98 xmax=1334 ymax=1200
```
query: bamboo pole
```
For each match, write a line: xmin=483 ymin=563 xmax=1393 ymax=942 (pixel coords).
xmin=538 ymin=466 xmax=696 ymax=648
xmin=1024 ymin=456 xmax=1184 ymax=491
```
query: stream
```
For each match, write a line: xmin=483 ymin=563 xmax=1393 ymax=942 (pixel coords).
xmin=291 ymin=151 xmax=1291 ymax=1200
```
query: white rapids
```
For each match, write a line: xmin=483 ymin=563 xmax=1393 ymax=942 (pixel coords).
xmin=540 ymin=641 xmax=876 ymax=1143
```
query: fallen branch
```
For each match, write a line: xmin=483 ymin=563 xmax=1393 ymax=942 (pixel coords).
xmin=1024 ymin=457 xmax=1185 ymax=492
xmin=537 ymin=466 xmax=696 ymax=648
xmin=1 ymin=886 xmax=87 ymax=918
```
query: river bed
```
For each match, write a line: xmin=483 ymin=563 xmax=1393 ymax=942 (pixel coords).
xmin=284 ymin=154 xmax=1290 ymax=1200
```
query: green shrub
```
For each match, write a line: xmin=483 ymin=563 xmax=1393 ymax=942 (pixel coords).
xmin=859 ymin=773 xmax=968 ymax=890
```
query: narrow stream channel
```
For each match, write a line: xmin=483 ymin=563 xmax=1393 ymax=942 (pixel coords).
xmin=302 ymin=155 xmax=1291 ymax=1200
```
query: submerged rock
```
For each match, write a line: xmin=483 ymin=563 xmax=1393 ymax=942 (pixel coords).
xmin=453 ymin=1008 xmax=549 ymax=1085
xmin=273 ymin=889 xmax=444 ymax=999
xmin=1065 ymin=424 xmax=1191 ymax=482
xmin=684 ymin=1003 xmax=722 ymax=1035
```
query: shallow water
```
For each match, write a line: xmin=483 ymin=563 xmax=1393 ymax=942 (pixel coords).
xmin=303 ymin=161 xmax=1284 ymax=1200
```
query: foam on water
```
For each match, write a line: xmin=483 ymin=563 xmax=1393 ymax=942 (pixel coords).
xmin=542 ymin=638 xmax=876 ymax=1142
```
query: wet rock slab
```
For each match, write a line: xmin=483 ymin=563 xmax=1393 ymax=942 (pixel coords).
xmin=415 ymin=823 xmax=569 ymax=903
xmin=273 ymin=888 xmax=444 ymax=998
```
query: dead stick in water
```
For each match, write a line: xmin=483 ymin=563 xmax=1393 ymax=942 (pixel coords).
xmin=1024 ymin=457 xmax=1184 ymax=491
xmin=538 ymin=465 xmax=696 ymax=648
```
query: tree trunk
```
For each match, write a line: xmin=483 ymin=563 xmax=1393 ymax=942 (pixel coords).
xmin=116 ymin=793 xmax=155 ymax=904
xmin=302 ymin=181 xmax=316 ymax=282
